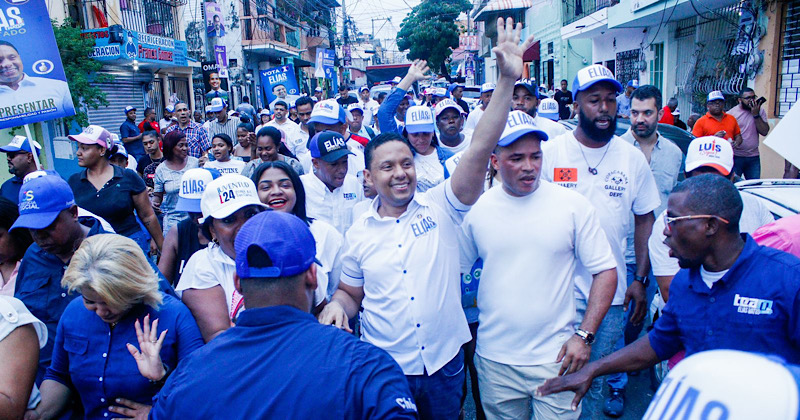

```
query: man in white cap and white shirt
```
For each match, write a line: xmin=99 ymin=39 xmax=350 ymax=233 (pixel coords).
xmin=434 ymin=99 xmax=471 ymax=155
xmin=538 ymin=98 xmax=560 ymax=121
xmin=648 ymin=136 xmax=773 ymax=302
xmin=541 ymin=64 xmax=660 ymax=420
xmin=461 ymin=110 xmax=618 ymax=419
xmin=512 ymin=79 xmax=566 ymax=140
xmin=464 ymin=82 xmax=494 ymax=131
xmin=358 ymin=85 xmax=380 ymax=128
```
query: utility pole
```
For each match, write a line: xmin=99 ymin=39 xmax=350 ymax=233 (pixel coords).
xmin=371 ymin=17 xmax=390 ymax=64
xmin=341 ymin=0 xmax=350 ymax=87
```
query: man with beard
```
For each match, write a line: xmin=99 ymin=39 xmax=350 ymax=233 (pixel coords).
xmin=512 ymin=79 xmax=566 ymax=139
xmin=603 ymin=85 xmax=683 ymax=417
xmin=541 ymin=64 xmax=659 ymax=420
xmin=538 ymin=174 xmax=800 ymax=411
xmin=728 ymin=88 xmax=769 ymax=179
xmin=0 ymin=136 xmax=40 ymax=203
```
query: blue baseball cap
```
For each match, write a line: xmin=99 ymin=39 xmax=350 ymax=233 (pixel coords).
xmin=572 ymin=64 xmax=623 ymax=100
xmin=175 ymin=168 xmax=222 ymax=213
xmin=514 ymin=79 xmax=546 ymax=99
xmin=0 ymin=136 xmax=42 ymax=154
xmin=11 ymin=175 xmax=76 ymax=231
xmin=234 ymin=210 xmax=320 ymax=279
xmin=627 ymin=80 xmax=639 ymax=88
xmin=404 ymin=106 xmax=435 ymax=134
xmin=309 ymin=131 xmax=353 ymax=163
xmin=309 ymin=99 xmax=347 ymax=125
xmin=497 ymin=111 xmax=549 ymax=147
xmin=124 ymin=106 xmax=136 ymax=114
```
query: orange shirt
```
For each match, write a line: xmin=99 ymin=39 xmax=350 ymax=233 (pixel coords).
xmin=691 ymin=112 xmax=741 ymax=141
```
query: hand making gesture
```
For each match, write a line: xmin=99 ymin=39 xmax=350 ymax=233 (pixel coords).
xmin=126 ymin=314 xmax=168 ymax=382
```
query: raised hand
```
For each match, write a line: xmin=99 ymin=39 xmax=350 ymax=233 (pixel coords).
xmin=126 ymin=314 xmax=167 ymax=381
xmin=493 ymin=17 xmax=535 ymax=80
xmin=405 ymin=59 xmax=431 ymax=83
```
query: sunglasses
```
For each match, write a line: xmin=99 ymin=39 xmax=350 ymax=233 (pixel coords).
xmin=664 ymin=214 xmax=729 ymax=231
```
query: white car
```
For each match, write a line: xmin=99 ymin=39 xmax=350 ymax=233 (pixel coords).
xmin=736 ymin=179 xmax=800 ymax=219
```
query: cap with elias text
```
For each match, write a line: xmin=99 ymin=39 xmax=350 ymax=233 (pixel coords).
xmin=175 ymin=168 xmax=222 ymax=213
xmin=572 ymin=64 xmax=623 ymax=100
xmin=538 ymin=98 xmax=560 ymax=121
xmin=434 ymin=99 xmax=466 ymax=118
xmin=309 ymin=99 xmax=347 ymax=125
xmin=68 ymin=125 xmax=115 ymax=150
xmin=208 ymin=97 xmax=227 ymax=112
xmin=515 ymin=78 xmax=543 ymax=99
xmin=10 ymin=174 xmax=76 ymax=231
xmin=645 ymin=350 xmax=800 ymax=420
xmin=309 ymin=131 xmax=353 ymax=163
xmin=0 ymin=136 xmax=42 ymax=154
xmin=200 ymin=174 xmax=266 ymax=223
xmin=234 ymin=210 xmax=320 ymax=279
xmin=707 ymin=90 xmax=725 ymax=102
xmin=404 ymin=105 xmax=435 ymax=134
xmin=497 ymin=110 xmax=549 ymax=147
xmin=481 ymin=83 xmax=496 ymax=93
xmin=685 ymin=136 xmax=734 ymax=176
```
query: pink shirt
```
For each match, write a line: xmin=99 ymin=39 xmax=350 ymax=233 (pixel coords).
xmin=728 ymin=104 xmax=767 ymax=158
xmin=752 ymin=214 xmax=800 ymax=258
xmin=0 ymin=261 xmax=20 ymax=297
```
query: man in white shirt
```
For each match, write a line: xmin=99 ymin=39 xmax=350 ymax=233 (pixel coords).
xmin=266 ymin=100 xmax=304 ymax=153
xmin=0 ymin=42 xmax=75 ymax=118
xmin=358 ymin=85 xmax=380 ymax=128
xmin=512 ymin=79 xmax=567 ymax=139
xmin=318 ymin=18 xmax=534 ymax=420
xmin=461 ymin=110 xmax=618 ymax=419
xmin=464 ymin=83 xmax=494 ymax=131
xmin=292 ymin=96 xmax=314 ymax=171
xmin=435 ymin=99 xmax=471 ymax=155
xmin=159 ymin=105 xmax=174 ymax=134
xmin=541 ymin=64 xmax=660 ymax=420
xmin=308 ymin=99 xmax=365 ymax=180
xmin=300 ymin=131 xmax=363 ymax=235
xmin=649 ymin=136 xmax=774 ymax=302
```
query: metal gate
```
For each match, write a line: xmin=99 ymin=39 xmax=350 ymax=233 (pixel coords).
xmin=777 ymin=0 xmax=800 ymax=117
xmin=169 ymin=77 xmax=190 ymax=105
xmin=86 ymin=71 xmax=153 ymax=136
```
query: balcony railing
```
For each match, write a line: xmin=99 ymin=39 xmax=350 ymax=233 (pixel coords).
xmin=562 ymin=0 xmax=619 ymax=26
xmin=77 ymin=0 xmax=181 ymax=38
xmin=241 ymin=15 xmax=301 ymax=51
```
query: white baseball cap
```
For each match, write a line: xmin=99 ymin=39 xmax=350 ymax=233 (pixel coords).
xmin=707 ymin=90 xmax=725 ymax=102
xmin=208 ymin=97 xmax=226 ymax=112
xmin=175 ymin=168 xmax=222 ymax=213
xmin=645 ymin=350 xmax=800 ymax=420
xmin=572 ymin=64 xmax=623 ymax=100
xmin=0 ymin=135 xmax=42 ymax=154
xmin=404 ymin=105 xmax=435 ymax=134
xmin=497 ymin=110 xmax=549 ymax=147
xmin=200 ymin=174 xmax=266 ymax=223
xmin=315 ymin=86 xmax=323 ymax=92
xmin=538 ymin=98 xmax=560 ymax=121
xmin=309 ymin=99 xmax=346 ymax=125
xmin=481 ymin=83 xmax=496 ymax=93
xmin=432 ymin=87 xmax=448 ymax=97
xmin=433 ymin=99 xmax=465 ymax=118
xmin=685 ymin=136 xmax=734 ymax=176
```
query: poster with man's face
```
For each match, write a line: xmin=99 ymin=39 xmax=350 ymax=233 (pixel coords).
xmin=205 ymin=2 xmax=225 ymax=38
xmin=202 ymin=61 xmax=229 ymax=103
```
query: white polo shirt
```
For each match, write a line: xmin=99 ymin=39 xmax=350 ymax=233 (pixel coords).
xmin=309 ymin=219 xmax=343 ymax=305
xmin=301 ymin=172 xmax=364 ymax=235
xmin=176 ymin=243 xmax=241 ymax=321
xmin=464 ymin=107 xmax=484 ymax=132
xmin=461 ymin=181 xmax=617 ymax=366
xmin=340 ymin=180 xmax=472 ymax=375
xmin=359 ymin=98 xmax=380 ymax=127
xmin=542 ymin=132 xmax=660 ymax=305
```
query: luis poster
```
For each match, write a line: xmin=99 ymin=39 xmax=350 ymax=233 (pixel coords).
xmin=202 ymin=61 xmax=229 ymax=103
xmin=260 ymin=64 xmax=300 ymax=111
xmin=0 ymin=0 xmax=76 ymax=129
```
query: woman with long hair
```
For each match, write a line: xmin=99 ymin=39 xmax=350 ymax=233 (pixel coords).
xmin=153 ymin=130 xmax=199 ymax=235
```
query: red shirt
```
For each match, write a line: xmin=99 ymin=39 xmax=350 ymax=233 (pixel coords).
xmin=139 ymin=120 xmax=160 ymax=133
xmin=658 ymin=107 xmax=674 ymax=125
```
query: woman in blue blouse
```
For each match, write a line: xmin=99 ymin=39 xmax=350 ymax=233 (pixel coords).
xmin=25 ymin=234 xmax=203 ymax=420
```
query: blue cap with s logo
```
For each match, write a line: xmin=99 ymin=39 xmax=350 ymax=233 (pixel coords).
xmin=11 ymin=175 xmax=76 ymax=231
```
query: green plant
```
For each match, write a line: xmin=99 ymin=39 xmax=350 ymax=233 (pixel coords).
xmin=52 ymin=19 xmax=114 ymax=128
xmin=396 ymin=0 xmax=472 ymax=71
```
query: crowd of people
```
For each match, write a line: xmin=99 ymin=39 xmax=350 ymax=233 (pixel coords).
xmin=1 ymin=17 xmax=799 ymax=420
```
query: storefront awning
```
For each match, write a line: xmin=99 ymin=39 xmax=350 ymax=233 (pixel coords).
xmin=522 ymin=40 xmax=540 ymax=62
xmin=475 ymin=0 xmax=532 ymax=21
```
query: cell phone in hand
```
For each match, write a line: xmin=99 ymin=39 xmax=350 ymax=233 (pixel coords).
xmin=756 ymin=97 xmax=767 ymax=106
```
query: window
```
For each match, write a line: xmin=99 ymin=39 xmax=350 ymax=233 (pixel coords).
xmin=547 ymin=42 xmax=554 ymax=55
xmin=650 ymin=43 xmax=664 ymax=91
xmin=777 ymin=0 xmax=800 ymax=116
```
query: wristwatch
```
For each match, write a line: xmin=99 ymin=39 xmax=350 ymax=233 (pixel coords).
xmin=575 ymin=329 xmax=596 ymax=346
xmin=634 ymin=274 xmax=650 ymax=288
xmin=754 ymin=114 xmax=761 ymax=119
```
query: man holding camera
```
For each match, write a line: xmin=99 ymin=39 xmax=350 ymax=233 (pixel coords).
xmin=729 ymin=88 xmax=769 ymax=180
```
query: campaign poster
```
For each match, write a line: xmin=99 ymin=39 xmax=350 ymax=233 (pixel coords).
xmin=260 ymin=64 xmax=300 ymax=110
xmin=205 ymin=2 xmax=225 ymax=38
xmin=202 ymin=61 xmax=229 ymax=103
xmin=0 ymin=0 xmax=76 ymax=129
xmin=314 ymin=49 xmax=337 ymax=92
xmin=214 ymin=45 xmax=228 ymax=78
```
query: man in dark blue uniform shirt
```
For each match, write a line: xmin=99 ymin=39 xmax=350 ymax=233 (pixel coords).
xmin=537 ymin=174 xmax=800 ymax=411
xmin=0 ymin=135 xmax=40 ymax=203
xmin=129 ymin=210 xmax=417 ymax=419
xmin=120 ymin=106 xmax=146 ymax=162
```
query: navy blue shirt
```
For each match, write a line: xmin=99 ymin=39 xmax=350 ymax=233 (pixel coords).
xmin=45 ymin=294 xmax=203 ymax=420
xmin=68 ymin=165 xmax=147 ymax=237
xmin=0 ymin=175 xmax=23 ymax=203
xmin=120 ymin=120 xmax=145 ymax=158
xmin=649 ymin=234 xmax=800 ymax=363
xmin=150 ymin=305 xmax=417 ymax=419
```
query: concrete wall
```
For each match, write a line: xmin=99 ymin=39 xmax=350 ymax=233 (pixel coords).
xmin=753 ymin=1 xmax=785 ymax=179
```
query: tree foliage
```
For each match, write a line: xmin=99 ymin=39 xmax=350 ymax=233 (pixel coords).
xmin=52 ymin=19 xmax=113 ymax=128
xmin=396 ymin=0 xmax=472 ymax=72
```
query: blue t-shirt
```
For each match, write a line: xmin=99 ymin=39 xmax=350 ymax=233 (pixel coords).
xmin=150 ymin=305 xmax=418 ymax=419
xmin=0 ymin=176 xmax=23 ymax=203
xmin=461 ymin=258 xmax=482 ymax=324
xmin=120 ymin=119 xmax=145 ymax=157
xmin=649 ymin=234 xmax=800 ymax=363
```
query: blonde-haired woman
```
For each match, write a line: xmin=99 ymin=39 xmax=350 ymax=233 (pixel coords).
xmin=25 ymin=234 xmax=203 ymax=420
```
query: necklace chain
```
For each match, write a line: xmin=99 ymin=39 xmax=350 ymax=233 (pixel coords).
xmin=578 ymin=141 xmax=611 ymax=175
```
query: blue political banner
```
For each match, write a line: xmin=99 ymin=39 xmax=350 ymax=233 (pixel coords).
xmin=261 ymin=65 xmax=300 ymax=111
xmin=314 ymin=48 xmax=337 ymax=92
xmin=0 ymin=0 xmax=76 ymax=129
xmin=83 ymin=27 xmax=188 ymax=67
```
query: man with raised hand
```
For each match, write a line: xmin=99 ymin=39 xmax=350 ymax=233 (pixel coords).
xmin=319 ymin=17 xmax=533 ymax=420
